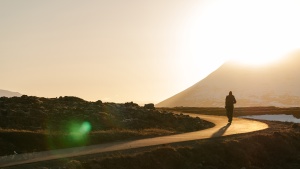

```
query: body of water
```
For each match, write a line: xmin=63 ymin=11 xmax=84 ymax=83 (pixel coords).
xmin=240 ymin=114 xmax=300 ymax=123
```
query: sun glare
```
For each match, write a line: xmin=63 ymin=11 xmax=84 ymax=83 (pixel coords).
xmin=182 ymin=0 xmax=300 ymax=67
xmin=230 ymin=54 xmax=285 ymax=66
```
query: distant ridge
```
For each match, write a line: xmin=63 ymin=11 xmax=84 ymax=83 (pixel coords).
xmin=157 ymin=51 xmax=300 ymax=107
xmin=0 ymin=89 xmax=22 ymax=97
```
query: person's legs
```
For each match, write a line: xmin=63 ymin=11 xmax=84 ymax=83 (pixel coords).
xmin=229 ymin=109 xmax=233 ymax=123
xmin=226 ymin=108 xmax=233 ymax=123
xmin=226 ymin=108 xmax=230 ymax=122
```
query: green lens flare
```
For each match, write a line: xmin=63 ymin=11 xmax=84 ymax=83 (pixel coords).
xmin=70 ymin=121 xmax=92 ymax=141
xmin=47 ymin=120 xmax=93 ymax=150
xmin=80 ymin=121 xmax=92 ymax=134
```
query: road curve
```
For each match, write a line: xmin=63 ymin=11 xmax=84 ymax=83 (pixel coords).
xmin=0 ymin=114 xmax=268 ymax=167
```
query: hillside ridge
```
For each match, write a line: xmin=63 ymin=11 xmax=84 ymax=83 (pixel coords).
xmin=157 ymin=51 xmax=300 ymax=107
xmin=0 ymin=89 xmax=22 ymax=98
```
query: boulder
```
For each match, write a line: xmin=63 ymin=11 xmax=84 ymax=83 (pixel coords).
xmin=144 ymin=103 xmax=155 ymax=110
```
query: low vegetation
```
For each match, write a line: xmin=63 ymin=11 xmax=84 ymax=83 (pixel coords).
xmin=0 ymin=96 xmax=213 ymax=155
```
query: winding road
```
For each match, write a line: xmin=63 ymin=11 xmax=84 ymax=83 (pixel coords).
xmin=0 ymin=113 xmax=268 ymax=168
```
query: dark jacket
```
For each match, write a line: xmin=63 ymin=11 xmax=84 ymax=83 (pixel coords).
xmin=225 ymin=94 xmax=236 ymax=108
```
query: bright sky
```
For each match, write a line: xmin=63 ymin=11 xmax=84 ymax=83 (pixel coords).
xmin=1 ymin=0 xmax=300 ymax=104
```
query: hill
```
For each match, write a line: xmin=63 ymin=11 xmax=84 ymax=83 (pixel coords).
xmin=0 ymin=96 xmax=213 ymax=155
xmin=157 ymin=51 xmax=300 ymax=107
xmin=0 ymin=89 xmax=22 ymax=97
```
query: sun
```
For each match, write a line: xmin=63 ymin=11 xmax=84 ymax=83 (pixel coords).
xmin=182 ymin=0 xmax=300 ymax=66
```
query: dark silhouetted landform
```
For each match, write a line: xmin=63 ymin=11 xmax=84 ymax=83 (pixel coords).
xmin=0 ymin=95 xmax=213 ymax=155
xmin=157 ymin=51 xmax=300 ymax=107
xmin=0 ymin=89 xmax=22 ymax=98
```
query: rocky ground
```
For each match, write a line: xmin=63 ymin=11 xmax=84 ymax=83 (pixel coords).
xmin=0 ymin=96 xmax=211 ymax=131
xmin=0 ymin=96 xmax=213 ymax=155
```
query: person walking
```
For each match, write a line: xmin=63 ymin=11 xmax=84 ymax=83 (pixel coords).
xmin=225 ymin=91 xmax=236 ymax=123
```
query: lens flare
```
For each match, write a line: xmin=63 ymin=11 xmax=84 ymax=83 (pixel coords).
xmin=80 ymin=121 xmax=92 ymax=133
xmin=46 ymin=120 xmax=93 ymax=150
xmin=69 ymin=121 xmax=92 ymax=142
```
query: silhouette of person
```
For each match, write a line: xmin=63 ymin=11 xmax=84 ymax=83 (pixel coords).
xmin=225 ymin=91 xmax=236 ymax=123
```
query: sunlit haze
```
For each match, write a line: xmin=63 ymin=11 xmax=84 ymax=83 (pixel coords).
xmin=1 ymin=0 xmax=300 ymax=104
xmin=229 ymin=55 xmax=285 ymax=66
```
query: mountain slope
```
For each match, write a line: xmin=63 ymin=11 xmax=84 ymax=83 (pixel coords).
xmin=0 ymin=89 xmax=22 ymax=97
xmin=157 ymin=51 xmax=300 ymax=107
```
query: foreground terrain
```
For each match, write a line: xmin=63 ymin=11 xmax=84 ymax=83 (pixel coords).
xmin=1 ymin=108 xmax=300 ymax=169
xmin=1 ymin=101 xmax=300 ymax=169
xmin=0 ymin=96 xmax=213 ymax=156
xmin=69 ymin=120 xmax=300 ymax=169
xmin=3 ymin=107 xmax=299 ymax=169
xmin=0 ymin=114 xmax=267 ymax=168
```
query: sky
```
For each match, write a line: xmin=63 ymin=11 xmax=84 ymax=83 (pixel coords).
xmin=1 ymin=0 xmax=300 ymax=104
